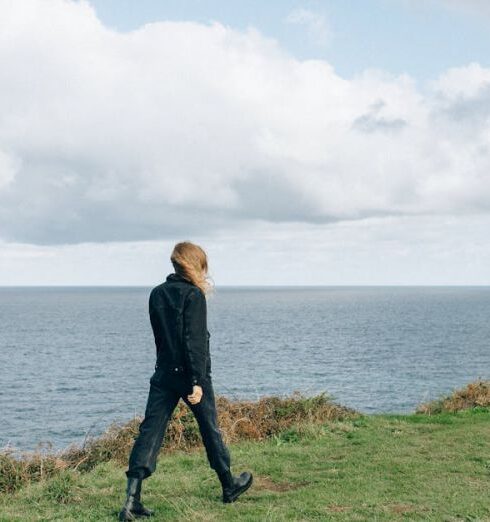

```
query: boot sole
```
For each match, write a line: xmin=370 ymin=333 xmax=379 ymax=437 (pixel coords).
xmin=223 ymin=474 xmax=253 ymax=503
xmin=118 ymin=510 xmax=137 ymax=521
xmin=119 ymin=506 xmax=155 ymax=522
xmin=119 ymin=508 xmax=151 ymax=520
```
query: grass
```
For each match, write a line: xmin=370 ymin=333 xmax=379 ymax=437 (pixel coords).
xmin=1 ymin=382 xmax=489 ymax=521
xmin=0 ymin=409 xmax=488 ymax=521
xmin=0 ymin=392 xmax=356 ymax=494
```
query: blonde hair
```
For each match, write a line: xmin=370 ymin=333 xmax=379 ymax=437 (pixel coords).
xmin=170 ymin=241 xmax=214 ymax=296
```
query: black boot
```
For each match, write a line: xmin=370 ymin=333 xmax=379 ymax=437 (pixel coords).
xmin=132 ymin=478 xmax=154 ymax=517
xmin=218 ymin=469 xmax=253 ymax=503
xmin=118 ymin=477 xmax=154 ymax=520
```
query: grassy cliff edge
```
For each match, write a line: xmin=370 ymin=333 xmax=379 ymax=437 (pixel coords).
xmin=1 ymin=381 xmax=489 ymax=521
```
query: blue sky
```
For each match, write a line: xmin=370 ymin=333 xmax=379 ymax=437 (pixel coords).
xmin=90 ymin=0 xmax=490 ymax=83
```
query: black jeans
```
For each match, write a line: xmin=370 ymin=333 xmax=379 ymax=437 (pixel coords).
xmin=125 ymin=367 xmax=231 ymax=480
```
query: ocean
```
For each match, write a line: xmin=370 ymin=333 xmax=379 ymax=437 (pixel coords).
xmin=0 ymin=286 xmax=488 ymax=453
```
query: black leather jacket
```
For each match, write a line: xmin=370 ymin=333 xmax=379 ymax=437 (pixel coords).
xmin=149 ymin=272 xmax=211 ymax=388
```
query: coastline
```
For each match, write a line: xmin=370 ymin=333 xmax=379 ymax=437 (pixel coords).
xmin=0 ymin=381 xmax=488 ymax=520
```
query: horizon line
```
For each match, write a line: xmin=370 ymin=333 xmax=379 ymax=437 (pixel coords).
xmin=0 ymin=284 xmax=489 ymax=288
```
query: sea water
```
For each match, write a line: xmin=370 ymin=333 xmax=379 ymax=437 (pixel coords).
xmin=0 ymin=286 xmax=488 ymax=452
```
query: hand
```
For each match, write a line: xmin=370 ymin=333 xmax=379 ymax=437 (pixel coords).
xmin=187 ymin=385 xmax=203 ymax=405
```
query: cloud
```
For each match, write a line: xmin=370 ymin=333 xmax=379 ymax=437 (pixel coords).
xmin=2 ymin=214 xmax=490 ymax=285
xmin=0 ymin=0 xmax=490 ymax=246
xmin=0 ymin=150 xmax=19 ymax=190
xmin=284 ymin=7 xmax=332 ymax=47
xmin=351 ymin=99 xmax=408 ymax=134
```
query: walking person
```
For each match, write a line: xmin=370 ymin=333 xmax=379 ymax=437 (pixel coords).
xmin=118 ymin=241 xmax=253 ymax=520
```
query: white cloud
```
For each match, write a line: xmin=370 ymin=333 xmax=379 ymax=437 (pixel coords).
xmin=0 ymin=150 xmax=18 ymax=190
xmin=2 ymin=214 xmax=490 ymax=285
xmin=0 ymin=0 xmax=489 ymax=249
xmin=284 ymin=7 xmax=332 ymax=47
xmin=428 ymin=62 xmax=490 ymax=99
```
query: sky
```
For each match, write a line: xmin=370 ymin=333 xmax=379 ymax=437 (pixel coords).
xmin=0 ymin=0 xmax=490 ymax=285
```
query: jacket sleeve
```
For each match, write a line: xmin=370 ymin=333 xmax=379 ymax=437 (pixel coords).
xmin=182 ymin=287 xmax=208 ymax=386
xmin=148 ymin=290 xmax=159 ymax=359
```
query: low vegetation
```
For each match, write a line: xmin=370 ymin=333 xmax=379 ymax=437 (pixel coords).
xmin=416 ymin=379 xmax=490 ymax=414
xmin=0 ymin=381 xmax=488 ymax=521
xmin=0 ymin=392 xmax=356 ymax=494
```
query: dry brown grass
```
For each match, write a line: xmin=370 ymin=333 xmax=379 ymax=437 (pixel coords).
xmin=416 ymin=379 xmax=490 ymax=414
xmin=1 ymin=391 xmax=357 ymax=494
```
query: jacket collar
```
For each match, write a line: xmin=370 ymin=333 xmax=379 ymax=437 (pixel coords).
xmin=166 ymin=272 xmax=193 ymax=284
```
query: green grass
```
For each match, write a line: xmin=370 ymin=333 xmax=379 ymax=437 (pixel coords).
xmin=1 ymin=408 xmax=489 ymax=521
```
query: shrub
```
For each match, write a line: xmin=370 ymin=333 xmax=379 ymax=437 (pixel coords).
xmin=0 ymin=391 xmax=357 ymax=494
xmin=416 ymin=380 xmax=490 ymax=414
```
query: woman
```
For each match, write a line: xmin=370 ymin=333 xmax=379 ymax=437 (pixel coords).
xmin=119 ymin=241 xmax=253 ymax=520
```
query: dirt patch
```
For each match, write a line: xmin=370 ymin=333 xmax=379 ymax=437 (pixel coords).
xmin=325 ymin=504 xmax=352 ymax=512
xmin=385 ymin=503 xmax=424 ymax=514
xmin=255 ymin=475 xmax=309 ymax=492
xmin=329 ymin=454 xmax=347 ymax=460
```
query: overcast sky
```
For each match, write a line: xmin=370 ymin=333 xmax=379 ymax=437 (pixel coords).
xmin=1 ymin=0 xmax=490 ymax=285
